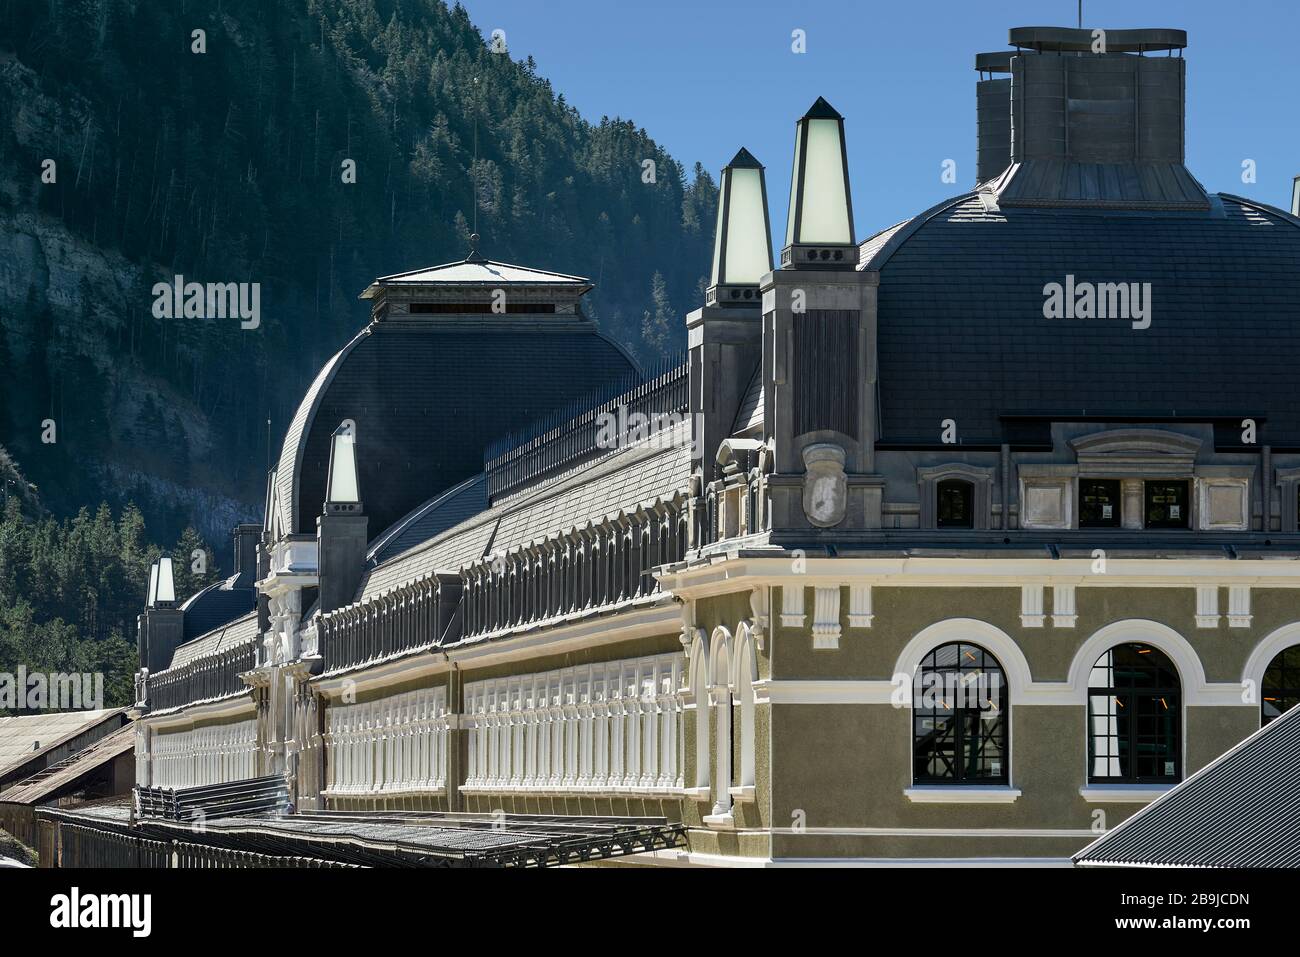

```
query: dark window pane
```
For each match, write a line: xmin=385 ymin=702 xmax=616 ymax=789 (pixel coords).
xmin=937 ymin=479 xmax=974 ymax=529
xmin=1262 ymin=644 xmax=1300 ymax=725
xmin=913 ymin=642 xmax=1008 ymax=784
xmin=1144 ymin=481 xmax=1189 ymax=529
xmin=1080 ymin=479 xmax=1122 ymax=528
xmin=1087 ymin=643 xmax=1180 ymax=783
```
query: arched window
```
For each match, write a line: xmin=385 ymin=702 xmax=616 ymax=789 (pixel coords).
xmin=686 ymin=632 xmax=711 ymax=794
xmin=913 ymin=642 xmax=1008 ymax=784
xmin=936 ymin=479 xmax=974 ymax=529
xmin=1088 ymin=644 xmax=1180 ymax=783
xmin=1262 ymin=645 xmax=1300 ymax=725
xmin=734 ymin=625 xmax=758 ymax=793
xmin=708 ymin=628 xmax=733 ymax=821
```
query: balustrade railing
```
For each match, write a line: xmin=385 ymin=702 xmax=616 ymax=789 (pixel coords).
xmin=485 ymin=358 xmax=688 ymax=502
xmin=147 ymin=642 xmax=256 ymax=711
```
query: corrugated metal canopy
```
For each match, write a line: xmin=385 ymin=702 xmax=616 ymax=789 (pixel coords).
xmin=0 ymin=725 xmax=134 ymax=806
xmin=0 ymin=709 xmax=121 ymax=778
xmin=42 ymin=805 xmax=686 ymax=868
xmin=1075 ymin=704 xmax=1300 ymax=868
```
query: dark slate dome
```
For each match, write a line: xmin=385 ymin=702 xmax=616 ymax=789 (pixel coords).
xmin=272 ymin=257 xmax=638 ymax=543
xmin=179 ymin=572 xmax=256 ymax=643
xmin=175 ymin=524 xmax=260 ymax=644
xmin=879 ymin=25 xmax=1300 ymax=449
xmin=864 ymin=192 xmax=1300 ymax=447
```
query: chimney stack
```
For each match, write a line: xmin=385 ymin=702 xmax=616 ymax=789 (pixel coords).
xmin=974 ymin=27 xmax=1204 ymax=209
xmin=687 ymin=148 xmax=771 ymax=476
xmin=233 ymin=523 xmax=261 ymax=582
xmin=317 ymin=423 xmax=368 ymax=615
xmin=762 ymin=99 xmax=883 ymax=538
xmin=975 ymin=52 xmax=1013 ymax=184
xmin=139 ymin=559 xmax=184 ymax=674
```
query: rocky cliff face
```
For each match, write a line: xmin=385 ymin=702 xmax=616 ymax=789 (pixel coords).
xmin=0 ymin=1 xmax=715 ymax=554
xmin=0 ymin=56 xmax=258 ymax=545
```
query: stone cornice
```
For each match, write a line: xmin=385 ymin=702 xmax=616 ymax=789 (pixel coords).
xmin=659 ymin=555 xmax=1300 ymax=599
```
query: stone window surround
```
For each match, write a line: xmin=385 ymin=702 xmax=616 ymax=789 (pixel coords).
xmin=1019 ymin=468 xmax=1254 ymax=531
xmin=917 ymin=464 xmax=994 ymax=530
xmin=1014 ymin=429 xmax=1255 ymax=531
xmin=1276 ymin=467 xmax=1300 ymax=532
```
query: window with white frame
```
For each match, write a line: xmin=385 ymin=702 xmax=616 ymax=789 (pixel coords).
xmin=462 ymin=654 xmax=683 ymax=794
xmin=323 ymin=686 xmax=450 ymax=795
xmin=1087 ymin=644 xmax=1180 ymax=784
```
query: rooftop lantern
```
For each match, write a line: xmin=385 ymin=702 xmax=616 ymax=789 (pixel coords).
xmin=325 ymin=422 xmax=362 ymax=513
xmin=782 ymin=97 xmax=855 ymax=269
xmin=146 ymin=561 xmax=159 ymax=607
xmin=707 ymin=148 xmax=773 ymax=307
xmin=154 ymin=556 xmax=176 ymax=607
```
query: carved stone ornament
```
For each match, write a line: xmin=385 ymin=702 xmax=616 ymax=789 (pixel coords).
xmin=802 ymin=442 xmax=847 ymax=527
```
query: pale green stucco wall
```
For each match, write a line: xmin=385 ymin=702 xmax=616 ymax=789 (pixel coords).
xmin=688 ymin=581 xmax=1294 ymax=861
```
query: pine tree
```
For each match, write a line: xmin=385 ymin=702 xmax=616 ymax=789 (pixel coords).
xmin=172 ymin=525 xmax=220 ymax=601
xmin=640 ymin=271 xmax=675 ymax=356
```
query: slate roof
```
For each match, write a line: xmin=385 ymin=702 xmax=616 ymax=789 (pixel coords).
xmin=865 ymin=192 xmax=1300 ymax=446
xmin=165 ymin=611 xmax=259 ymax=671
xmin=179 ymin=571 xmax=256 ymax=644
xmin=1074 ymin=704 xmax=1300 ymax=868
xmin=991 ymin=160 xmax=1209 ymax=210
xmin=273 ymin=318 xmax=637 ymax=542
xmin=357 ymin=422 xmax=692 ymax=600
xmin=857 ymin=218 xmax=910 ymax=266
xmin=731 ymin=364 xmax=764 ymax=436
xmin=367 ymin=474 xmax=489 ymax=567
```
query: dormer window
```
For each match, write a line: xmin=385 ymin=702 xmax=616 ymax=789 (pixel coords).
xmin=1020 ymin=429 xmax=1251 ymax=532
xmin=937 ymin=480 xmax=974 ymax=528
xmin=919 ymin=465 xmax=993 ymax=530
xmin=1079 ymin=479 xmax=1121 ymax=528
xmin=1144 ymin=481 xmax=1189 ymax=529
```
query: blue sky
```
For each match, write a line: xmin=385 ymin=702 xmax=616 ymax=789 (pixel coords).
xmin=460 ymin=0 xmax=1300 ymax=238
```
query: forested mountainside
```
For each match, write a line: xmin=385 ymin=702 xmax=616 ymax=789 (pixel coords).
xmin=0 ymin=449 xmax=219 ymax=712
xmin=0 ymin=0 xmax=717 ymax=550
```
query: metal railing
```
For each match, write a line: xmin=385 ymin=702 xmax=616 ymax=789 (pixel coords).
xmin=485 ymin=358 xmax=688 ymax=502
xmin=147 ymin=642 xmax=256 ymax=711
xmin=135 ymin=775 xmax=289 ymax=823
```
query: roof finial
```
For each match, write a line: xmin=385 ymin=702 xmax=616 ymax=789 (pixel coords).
xmin=466 ymin=231 xmax=486 ymax=264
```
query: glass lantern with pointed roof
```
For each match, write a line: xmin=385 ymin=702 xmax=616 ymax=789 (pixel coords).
xmin=782 ymin=97 xmax=856 ymax=269
xmin=325 ymin=422 xmax=362 ymax=515
xmin=707 ymin=148 xmax=774 ymax=307
xmin=154 ymin=556 xmax=176 ymax=607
